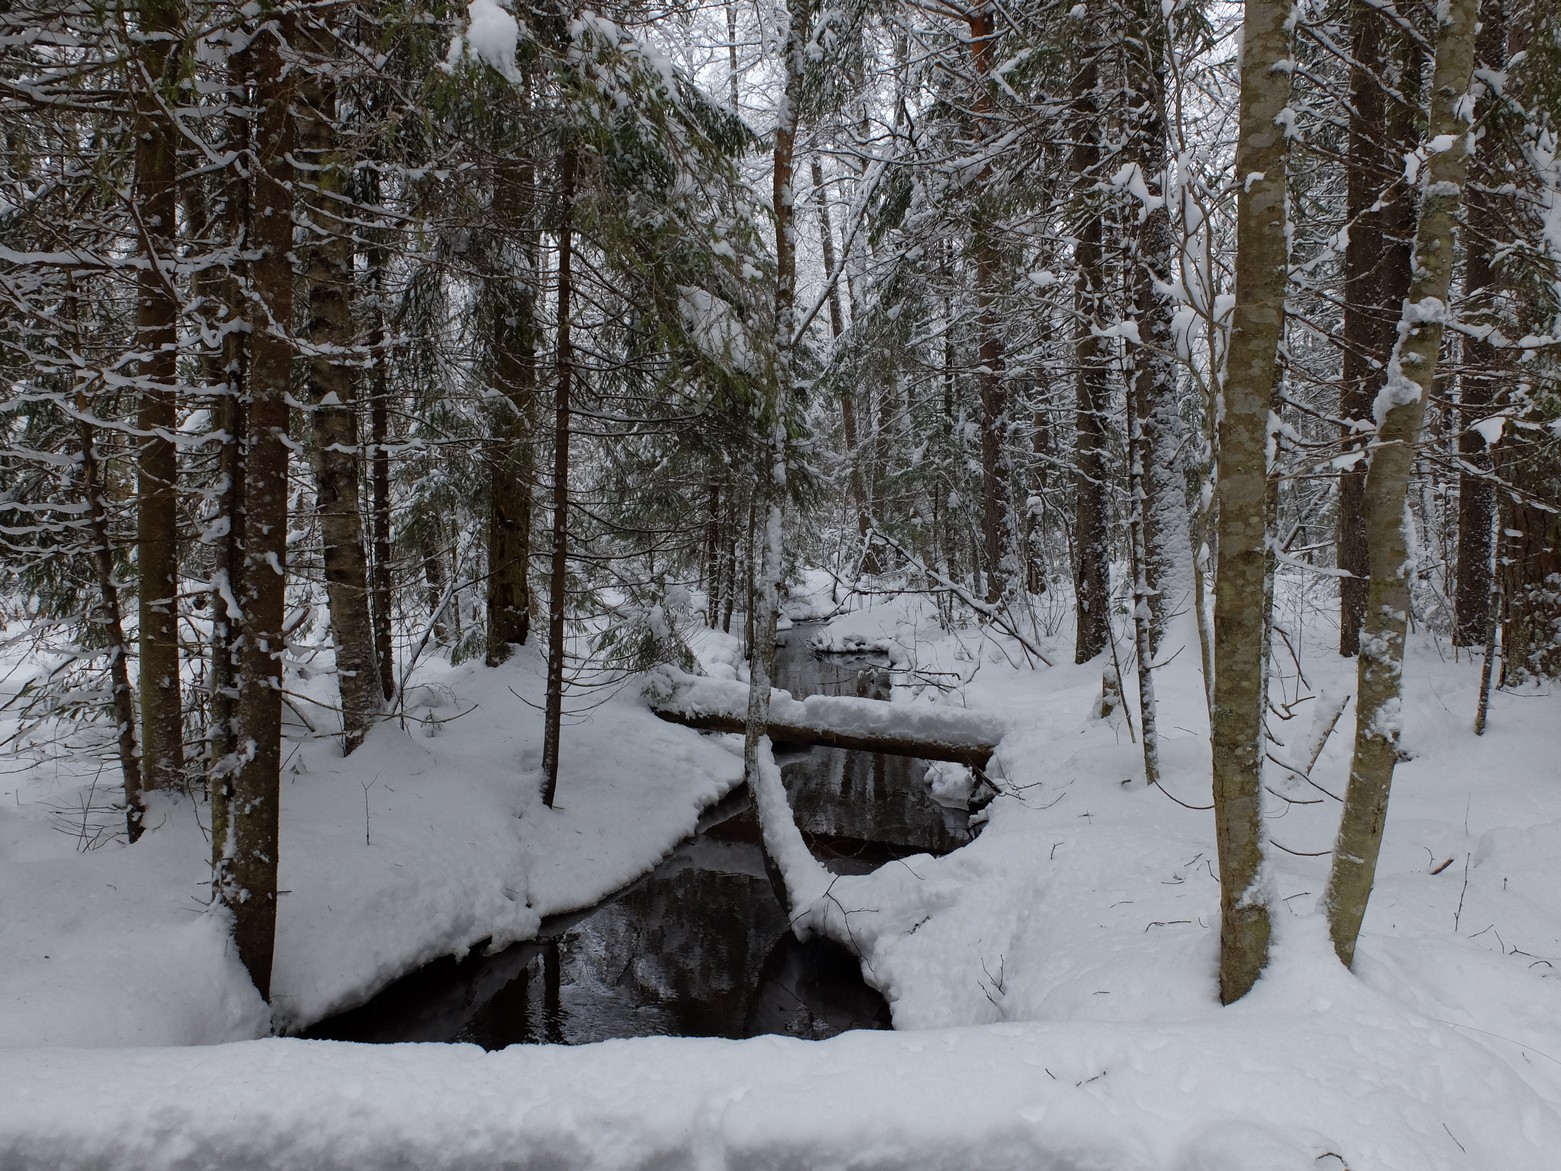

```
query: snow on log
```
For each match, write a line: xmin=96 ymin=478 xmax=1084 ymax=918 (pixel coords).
xmin=645 ymin=669 xmax=1004 ymax=768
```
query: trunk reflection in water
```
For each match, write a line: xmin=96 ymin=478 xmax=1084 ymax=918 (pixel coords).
xmin=308 ymin=625 xmax=967 ymax=1047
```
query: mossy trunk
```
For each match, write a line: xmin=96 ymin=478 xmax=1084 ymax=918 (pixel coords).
xmin=1324 ymin=0 xmax=1479 ymax=970
xmin=1211 ymin=0 xmax=1296 ymax=1004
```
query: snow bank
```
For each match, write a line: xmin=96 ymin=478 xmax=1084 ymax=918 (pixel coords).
xmin=0 ymin=644 xmax=744 ymax=1043
xmin=5 ymin=583 xmax=1561 ymax=1170
xmin=2 ymin=946 xmax=1551 ymax=1171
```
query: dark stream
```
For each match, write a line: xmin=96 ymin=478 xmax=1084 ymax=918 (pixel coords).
xmin=307 ymin=624 xmax=970 ymax=1047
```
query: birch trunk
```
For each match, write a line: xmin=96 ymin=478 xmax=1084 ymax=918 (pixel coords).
xmin=1211 ymin=0 xmax=1295 ymax=1004
xmin=1324 ymin=0 xmax=1480 ymax=969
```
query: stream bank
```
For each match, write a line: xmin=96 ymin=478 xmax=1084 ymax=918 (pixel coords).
xmin=307 ymin=624 xmax=969 ymax=1046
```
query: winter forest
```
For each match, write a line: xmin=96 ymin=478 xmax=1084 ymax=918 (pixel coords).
xmin=3 ymin=0 xmax=1561 ymax=1166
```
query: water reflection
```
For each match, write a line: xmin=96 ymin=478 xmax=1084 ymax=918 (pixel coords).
xmin=308 ymin=624 xmax=958 ymax=1047
xmin=771 ymin=634 xmax=970 ymax=860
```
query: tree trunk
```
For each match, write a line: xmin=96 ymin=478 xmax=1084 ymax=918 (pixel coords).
xmin=368 ymin=288 xmax=396 ymax=701
xmin=216 ymin=8 xmax=297 ymax=1003
xmin=651 ymin=687 xmax=999 ymax=769
xmin=1123 ymin=0 xmax=1187 ymax=788
xmin=812 ymin=154 xmax=869 ymax=554
xmin=742 ymin=0 xmax=804 ymax=807
xmin=1338 ymin=0 xmax=1417 ymax=656
xmin=1071 ymin=35 xmax=1112 ymax=663
xmin=1324 ymin=0 xmax=1480 ymax=969
xmin=362 ymin=167 xmax=396 ymax=703
xmin=540 ymin=149 xmax=576 ymax=808
xmin=299 ymin=25 xmax=380 ymax=753
xmin=1453 ymin=0 xmax=1510 ymax=647
xmin=486 ymin=146 xmax=539 ymax=664
xmin=702 ymin=477 xmax=722 ymax=610
xmin=1127 ymin=402 xmax=1161 ymax=788
xmin=75 ymin=383 xmax=144 ymax=841
xmin=1211 ymin=0 xmax=1296 ymax=1004
xmin=207 ymin=48 xmax=250 ymax=788
xmin=1125 ymin=0 xmax=1192 ymax=653
xmin=1498 ymin=489 xmax=1561 ymax=681
xmin=419 ymin=529 xmax=451 ymax=645
xmin=133 ymin=0 xmax=185 ymax=793
xmin=968 ymin=8 xmax=1010 ymax=604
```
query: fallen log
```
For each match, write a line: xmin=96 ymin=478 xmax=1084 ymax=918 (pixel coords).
xmin=646 ymin=669 xmax=1004 ymax=769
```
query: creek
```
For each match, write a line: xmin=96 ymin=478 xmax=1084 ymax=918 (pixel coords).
xmin=307 ymin=623 xmax=969 ymax=1046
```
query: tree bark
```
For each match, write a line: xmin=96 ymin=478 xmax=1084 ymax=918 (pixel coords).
xmin=485 ymin=149 xmax=538 ymax=663
xmin=1338 ymin=0 xmax=1417 ymax=656
xmin=1211 ymin=0 xmax=1296 ymax=1004
xmin=362 ymin=164 xmax=395 ymax=702
xmin=1125 ymin=0 xmax=1192 ymax=652
xmin=207 ymin=46 xmax=250 ymax=790
xmin=1123 ymin=0 xmax=1188 ymax=788
xmin=298 ymin=21 xmax=380 ymax=753
xmin=418 ymin=528 xmax=451 ymax=645
xmin=133 ymin=0 xmax=185 ymax=793
xmin=1071 ymin=33 xmax=1112 ymax=663
xmin=368 ymin=285 xmax=396 ymax=701
xmin=969 ymin=7 xmax=1010 ymax=603
xmin=741 ymin=0 xmax=805 ymax=808
xmin=1324 ymin=0 xmax=1480 ymax=969
xmin=540 ymin=149 xmax=576 ymax=808
xmin=1453 ymin=0 xmax=1510 ymax=647
xmin=811 ymin=154 xmax=869 ymax=553
xmin=74 ymin=383 xmax=144 ymax=841
xmin=216 ymin=7 xmax=297 ymax=1003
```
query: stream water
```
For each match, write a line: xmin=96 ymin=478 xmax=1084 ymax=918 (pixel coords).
xmin=307 ymin=624 xmax=969 ymax=1047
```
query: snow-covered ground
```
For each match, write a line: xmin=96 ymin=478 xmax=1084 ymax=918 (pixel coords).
xmin=0 ymin=640 xmax=745 ymax=1045
xmin=3 ymin=580 xmax=1559 ymax=1169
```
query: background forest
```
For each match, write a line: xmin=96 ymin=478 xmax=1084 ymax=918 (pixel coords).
xmin=3 ymin=0 xmax=1561 ymax=1040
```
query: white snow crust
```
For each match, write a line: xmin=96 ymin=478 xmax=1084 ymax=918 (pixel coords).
xmin=4 ymin=582 xmax=1561 ymax=1169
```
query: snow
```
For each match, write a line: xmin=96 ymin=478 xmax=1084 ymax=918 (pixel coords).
xmin=0 ymin=642 xmax=743 ymax=1043
xmin=454 ymin=0 xmax=523 ymax=83
xmin=4 ymin=581 xmax=1561 ymax=1169
xmin=1473 ymin=413 xmax=1508 ymax=446
xmin=650 ymin=666 xmax=1006 ymax=750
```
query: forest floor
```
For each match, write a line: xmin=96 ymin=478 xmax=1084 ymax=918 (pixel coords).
xmin=2 ymin=576 xmax=1559 ymax=1169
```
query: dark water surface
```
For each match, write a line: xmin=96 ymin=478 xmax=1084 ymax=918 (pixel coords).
xmin=307 ymin=625 xmax=969 ymax=1047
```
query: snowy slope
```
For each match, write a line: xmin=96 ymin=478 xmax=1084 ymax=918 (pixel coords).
xmin=0 ymin=642 xmax=745 ymax=1044
xmin=2 ymin=591 xmax=1559 ymax=1169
